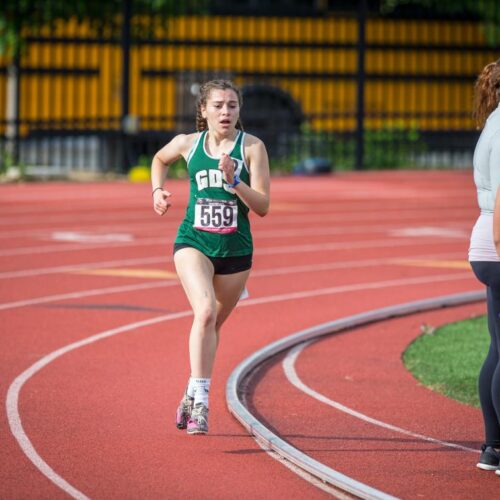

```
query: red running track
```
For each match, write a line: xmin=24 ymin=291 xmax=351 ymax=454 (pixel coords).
xmin=0 ymin=171 xmax=487 ymax=498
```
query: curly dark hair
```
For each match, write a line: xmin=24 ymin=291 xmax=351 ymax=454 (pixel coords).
xmin=473 ymin=59 xmax=500 ymax=129
xmin=195 ymin=80 xmax=244 ymax=132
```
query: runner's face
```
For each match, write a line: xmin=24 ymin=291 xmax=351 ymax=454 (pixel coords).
xmin=202 ymin=89 xmax=240 ymax=135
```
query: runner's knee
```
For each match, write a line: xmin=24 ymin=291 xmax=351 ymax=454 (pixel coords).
xmin=194 ymin=305 xmax=217 ymax=328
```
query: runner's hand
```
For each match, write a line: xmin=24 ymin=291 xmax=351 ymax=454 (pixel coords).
xmin=153 ymin=189 xmax=172 ymax=216
xmin=218 ymin=153 xmax=235 ymax=184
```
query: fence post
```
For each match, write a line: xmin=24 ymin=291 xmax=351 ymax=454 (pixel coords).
xmin=5 ymin=52 xmax=20 ymax=166
xmin=120 ymin=0 xmax=132 ymax=172
xmin=5 ymin=2 xmax=21 ymax=167
xmin=355 ymin=0 xmax=367 ymax=170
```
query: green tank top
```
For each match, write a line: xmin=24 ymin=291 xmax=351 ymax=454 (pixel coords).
xmin=175 ymin=130 xmax=253 ymax=257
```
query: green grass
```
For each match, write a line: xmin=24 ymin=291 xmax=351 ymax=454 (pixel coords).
xmin=403 ymin=315 xmax=489 ymax=407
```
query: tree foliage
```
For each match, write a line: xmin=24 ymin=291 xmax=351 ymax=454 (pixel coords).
xmin=0 ymin=0 xmax=208 ymax=56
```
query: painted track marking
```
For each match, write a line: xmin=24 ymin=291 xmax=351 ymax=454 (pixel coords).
xmin=0 ymin=229 xmax=467 ymax=258
xmin=283 ymin=341 xmax=476 ymax=453
xmin=0 ymin=220 xmax=469 ymax=241
xmin=0 ymin=232 xmax=468 ymax=279
xmin=1 ymin=176 xmax=479 ymax=497
xmin=6 ymin=272 xmax=477 ymax=498
xmin=0 ymin=256 xmax=170 ymax=280
xmin=226 ymin=292 xmax=484 ymax=499
xmin=71 ymin=268 xmax=178 ymax=279
xmin=0 ymin=235 xmax=467 ymax=279
xmin=0 ymin=280 xmax=177 ymax=311
xmin=0 ymin=205 xmax=474 ymax=228
xmin=0 ymin=252 xmax=468 ymax=311
xmin=6 ymin=311 xmax=192 ymax=500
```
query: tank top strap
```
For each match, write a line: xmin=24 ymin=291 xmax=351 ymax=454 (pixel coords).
xmin=231 ymin=130 xmax=249 ymax=173
xmin=187 ymin=130 xmax=207 ymax=164
xmin=229 ymin=130 xmax=244 ymax=160
xmin=233 ymin=131 xmax=243 ymax=156
xmin=235 ymin=130 xmax=244 ymax=147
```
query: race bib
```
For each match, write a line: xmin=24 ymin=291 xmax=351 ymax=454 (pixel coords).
xmin=194 ymin=198 xmax=238 ymax=234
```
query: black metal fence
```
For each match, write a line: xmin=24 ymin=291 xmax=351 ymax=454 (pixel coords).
xmin=1 ymin=0 xmax=499 ymax=175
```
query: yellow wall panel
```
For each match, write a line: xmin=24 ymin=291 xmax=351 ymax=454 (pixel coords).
xmin=1 ymin=14 xmax=494 ymax=136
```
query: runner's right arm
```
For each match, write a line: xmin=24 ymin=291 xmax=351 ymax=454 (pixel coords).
xmin=151 ymin=134 xmax=195 ymax=216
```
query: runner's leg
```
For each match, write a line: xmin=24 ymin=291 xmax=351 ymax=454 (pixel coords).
xmin=174 ymin=247 xmax=217 ymax=378
xmin=214 ymin=269 xmax=251 ymax=346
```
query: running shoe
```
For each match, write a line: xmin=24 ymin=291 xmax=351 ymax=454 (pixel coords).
xmin=187 ymin=403 xmax=209 ymax=435
xmin=477 ymin=444 xmax=500 ymax=471
xmin=176 ymin=393 xmax=194 ymax=430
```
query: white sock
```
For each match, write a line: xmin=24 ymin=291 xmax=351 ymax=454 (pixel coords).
xmin=186 ymin=377 xmax=197 ymax=398
xmin=192 ymin=377 xmax=211 ymax=407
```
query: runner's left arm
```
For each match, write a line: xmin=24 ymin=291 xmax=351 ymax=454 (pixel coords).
xmin=225 ymin=137 xmax=270 ymax=217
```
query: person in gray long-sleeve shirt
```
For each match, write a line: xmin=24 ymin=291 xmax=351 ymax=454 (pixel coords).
xmin=469 ymin=58 xmax=500 ymax=473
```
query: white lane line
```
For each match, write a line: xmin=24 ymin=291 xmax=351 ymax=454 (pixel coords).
xmin=6 ymin=310 xmax=192 ymax=500
xmin=0 ymin=211 xmax=152 ymax=227
xmin=0 ymin=222 xmax=178 ymax=240
xmin=0 ymin=232 xmax=467 ymax=280
xmin=389 ymin=227 xmax=467 ymax=238
xmin=251 ymin=255 xmax=459 ymax=278
xmin=0 ymin=206 xmax=470 ymax=248
xmin=0 ymin=236 xmax=170 ymax=257
xmin=227 ymin=292 xmax=484 ymax=499
xmin=255 ymin=223 xmax=469 ymax=239
xmin=50 ymin=231 xmax=134 ymax=243
xmin=0 ymin=204 xmax=473 ymax=227
xmin=0 ymin=208 xmax=150 ymax=222
xmin=0 ymin=219 xmax=470 ymax=241
xmin=0 ymin=191 xmax=146 ymax=203
xmin=256 ymin=238 xmax=463 ymax=257
xmin=239 ymin=272 xmax=474 ymax=308
xmin=0 ymin=255 xmax=469 ymax=311
xmin=0 ymin=233 xmax=466 ymax=268
xmin=0 ymin=281 xmax=176 ymax=311
xmin=0 ymin=218 xmax=471 ymax=258
xmin=0 ymin=255 xmax=171 ymax=280
xmin=6 ymin=272 xmax=477 ymax=498
xmin=283 ymin=342 xmax=476 ymax=454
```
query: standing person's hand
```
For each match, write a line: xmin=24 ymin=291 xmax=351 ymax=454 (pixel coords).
xmin=218 ymin=153 xmax=236 ymax=185
xmin=153 ymin=188 xmax=172 ymax=216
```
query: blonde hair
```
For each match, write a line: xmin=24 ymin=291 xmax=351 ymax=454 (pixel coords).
xmin=473 ymin=59 xmax=500 ymax=129
xmin=195 ymin=79 xmax=244 ymax=132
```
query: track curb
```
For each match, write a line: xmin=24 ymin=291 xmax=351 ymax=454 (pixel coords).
xmin=226 ymin=290 xmax=485 ymax=499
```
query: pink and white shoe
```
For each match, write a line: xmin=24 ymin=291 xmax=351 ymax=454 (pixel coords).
xmin=187 ymin=403 xmax=209 ymax=435
xmin=176 ymin=393 xmax=194 ymax=430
